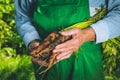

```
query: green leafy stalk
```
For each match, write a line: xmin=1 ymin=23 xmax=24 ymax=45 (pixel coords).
xmin=64 ymin=6 xmax=107 ymax=30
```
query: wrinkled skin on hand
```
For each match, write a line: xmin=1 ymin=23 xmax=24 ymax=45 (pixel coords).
xmin=53 ymin=27 xmax=95 ymax=62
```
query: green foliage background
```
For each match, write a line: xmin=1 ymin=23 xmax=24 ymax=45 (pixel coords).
xmin=0 ymin=0 xmax=35 ymax=80
xmin=0 ymin=0 xmax=120 ymax=80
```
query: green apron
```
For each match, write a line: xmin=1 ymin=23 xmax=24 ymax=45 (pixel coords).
xmin=33 ymin=0 xmax=104 ymax=80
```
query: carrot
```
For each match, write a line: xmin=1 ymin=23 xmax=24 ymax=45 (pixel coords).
xmin=31 ymin=56 xmax=48 ymax=67
xmin=37 ymin=35 xmax=72 ymax=58
xmin=31 ymin=32 xmax=60 ymax=57
xmin=31 ymin=34 xmax=72 ymax=75
xmin=39 ymin=52 xmax=60 ymax=74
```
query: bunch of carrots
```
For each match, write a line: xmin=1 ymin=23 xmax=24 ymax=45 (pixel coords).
xmin=31 ymin=6 xmax=107 ymax=74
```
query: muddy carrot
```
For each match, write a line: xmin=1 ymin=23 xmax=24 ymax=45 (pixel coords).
xmin=31 ymin=32 xmax=60 ymax=56
xmin=37 ymin=35 xmax=72 ymax=58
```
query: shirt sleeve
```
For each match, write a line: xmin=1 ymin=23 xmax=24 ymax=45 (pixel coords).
xmin=91 ymin=0 xmax=120 ymax=43
xmin=14 ymin=0 xmax=41 ymax=47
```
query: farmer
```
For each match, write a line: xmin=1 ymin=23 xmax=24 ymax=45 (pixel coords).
xmin=14 ymin=0 xmax=120 ymax=80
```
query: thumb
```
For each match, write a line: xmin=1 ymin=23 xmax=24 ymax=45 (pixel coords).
xmin=61 ymin=29 xmax=77 ymax=36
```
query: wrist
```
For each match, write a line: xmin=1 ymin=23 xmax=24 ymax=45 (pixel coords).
xmin=83 ymin=27 xmax=96 ymax=42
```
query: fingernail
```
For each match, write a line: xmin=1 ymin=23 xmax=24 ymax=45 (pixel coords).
xmin=56 ymin=46 xmax=59 ymax=49
xmin=56 ymin=56 xmax=60 ymax=60
xmin=56 ymin=46 xmax=60 ymax=49
xmin=53 ymin=50 xmax=57 ymax=53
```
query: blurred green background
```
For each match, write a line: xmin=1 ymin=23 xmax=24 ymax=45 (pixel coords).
xmin=0 ymin=0 xmax=120 ymax=80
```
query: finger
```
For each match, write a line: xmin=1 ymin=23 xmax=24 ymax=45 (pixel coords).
xmin=57 ymin=53 xmax=72 ymax=61
xmin=54 ymin=51 xmax=73 ymax=64
xmin=61 ymin=28 xmax=79 ymax=36
xmin=53 ymin=46 xmax=74 ymax=53
xmin=55 ymin=39 xmax=75 ymax=49
xmin=56 ymin=51 xmax=73 ymax=60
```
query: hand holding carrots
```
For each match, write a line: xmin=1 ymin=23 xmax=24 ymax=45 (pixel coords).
xmin=30 ymin=31 xmax=72 ymax=73
xmin=54 ymin=27 xmax=96 ymax=62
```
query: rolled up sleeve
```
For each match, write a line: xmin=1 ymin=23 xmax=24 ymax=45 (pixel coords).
xmin=91 ymin=20 xmax=109 ymax=43
xmin=21 ymin=22 xmax=41 ymax=46
xmin=14 ymin=0 xmax=41 ymax=46
xmin=90 ymin=0 xmax=120 ymax=43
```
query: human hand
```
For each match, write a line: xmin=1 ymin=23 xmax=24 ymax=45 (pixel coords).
xmin=53 ymin=27 xmax=95 ymax=62
xmin=28 ymin=40 xmax=48 ymax=66
xmin=28 ymin=39 xmax=41 ymax=52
